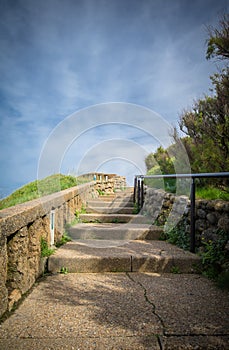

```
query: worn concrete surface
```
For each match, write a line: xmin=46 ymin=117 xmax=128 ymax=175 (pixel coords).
xmin=0 ymin=272 xmax=228 ymax=349
xmin=68 ymin=223 xmax=162 ymax=241
xmin=48 ymin=240 xmax=201 ymax=274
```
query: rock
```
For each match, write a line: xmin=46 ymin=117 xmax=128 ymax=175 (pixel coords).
xmin=215 ymin=201 xmax=225 ymax=212
xmin=218 ymin=215 xmax=229 ymax=232
xmin=197 ymin=209 xmax=206 ymax=219
xmin=195 ymin=219 xmax=208 ymax=232
xmin=206 ymin=213 xmax=218 ymax=225
xmin=201 ymin=228 xmax=219 ymax=243
xmin=8 ymin=289 xmax=22 ymax=311
xmin=225 ymin=241 xmax=229 ymax=252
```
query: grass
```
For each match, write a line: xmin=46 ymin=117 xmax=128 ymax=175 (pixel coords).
xmin=0 ymin=174 xmax=90 ymax=210
xmin=75 ymin=205 xmax=87 ymax=223
xmin=60 ymin=267 xmax=69 ymax=274
xmin=196 ymin=186 xmax=229 ymax=201
xmin=144 ymin=179 xmax=228 ymax=201
xmin=97 ymin=189 xmax=105 ymax=196
xmin=40 ymin=238 xmax=55 ymax=258
xmin=55 ymin=233 xmax=72 ymax=248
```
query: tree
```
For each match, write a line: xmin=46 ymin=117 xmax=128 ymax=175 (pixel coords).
xmin=206 ymin=14 xmax=229 ymax=60
xmin=145 ymin=15 xmax=229 ymax=188
xmin=145 ymin=153 xmax=157 ymax=172
xmin=178 ymin=14 xmax=229 ymax=176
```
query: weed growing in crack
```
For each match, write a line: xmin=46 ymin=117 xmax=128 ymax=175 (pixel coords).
xmin=40 ymin=238 xmax=55 ymax=258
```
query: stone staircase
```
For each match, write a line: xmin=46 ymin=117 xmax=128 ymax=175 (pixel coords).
xmin=48 ymin=188 xmax=201 ymax=273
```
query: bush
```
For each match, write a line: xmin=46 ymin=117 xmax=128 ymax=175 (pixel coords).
xmin=164 ymin=219 xmax=190 ymax=251
xmin=201 ymin=230 xmax=229 ymax=289
xmin=40 ymin=238 xmax=55 ymax=257
xmin=55 ymin=233 xmax=72 ymax=248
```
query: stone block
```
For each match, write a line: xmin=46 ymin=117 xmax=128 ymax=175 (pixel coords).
xmin=8 ymin=289 xmax=21 ymax=311
xmin=206 ymin=213 xmax=218 ymax=225
xmin=218 ymin=215 xmax=229 ymax=232
xmin=0 ymin=233 xmax=8 ymax=317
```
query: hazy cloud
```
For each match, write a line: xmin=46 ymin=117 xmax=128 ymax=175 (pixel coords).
xmin=0 ymin=0 xmax=228 ymax=195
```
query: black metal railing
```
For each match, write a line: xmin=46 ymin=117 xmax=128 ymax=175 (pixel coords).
xmin=134 ymin=172 xmax=229 ymax=253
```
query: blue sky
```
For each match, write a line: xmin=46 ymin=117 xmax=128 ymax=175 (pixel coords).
xmin=0 ymin=0 xmax=228 ymax=196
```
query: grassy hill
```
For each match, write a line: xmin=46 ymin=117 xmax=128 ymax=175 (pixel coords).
xmin=0 ymin=174 xmax=85 ymax=210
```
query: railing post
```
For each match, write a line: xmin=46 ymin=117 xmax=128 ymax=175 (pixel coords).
xmin=190 ymin=177 xmax=196 ymax=253
xmin=140 ymin=178 xmax=144 ymax=208
xmin=133 ymin=176 xmax=137 ymax=203
xmin=137 ymin=178 xmax=141 ymax=211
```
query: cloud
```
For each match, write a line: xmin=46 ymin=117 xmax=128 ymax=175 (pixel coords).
xmin=0 ymin=0 xmax=228 ymax=195
xmin=37 ymin=103 xmax=190 ymax=187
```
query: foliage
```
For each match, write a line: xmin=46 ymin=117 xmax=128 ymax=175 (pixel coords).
xmin=196 ymin=186 xmax=229 ymax=201
xmin=170 ymin=266 xmax=181 ymax=274
xmin=150 ymin=146 xmax=175 ymax=174
xmin=178 ymin=15 xmax=229 ymax=181
xmin=144 ymin=15 xmax=229 ymax=289
xmin=217 ymin=271 xmax=229 ymax=290
xmin=0 ymin=174 xmax=80 ymax=210
xmin=163 ymin=219 xmax=190 ymax=251
xmin=206 ymin=14 xmax=229 ymax=60
xmin=132 ymin=202 xmax=140 ymax=214
xmin=74 ymin=205 xmax=87 ymax=223
xmin=145 ymin=15 xmax=229 ymax=194
xmin=145 ymin=153 xmax=157 ymax=172
xmin=145 ymin=146 xmax=177 ymax=192
xmin=178 ymin=91 xmax=229 ymax=176
xmin=55 ymin=233 xmax=72 ymax=248
xmin=201 ymin=230 xmax=229 ymax=289
xmin=76 ymin=205 xmax=87 ymax=216
xmin=97 ymin=189 xmax=105 ymax=196
xmin=60 ymin=267 xmax=69 ymax=274
xmin=40 ymin=237 xmax=55 ymax=258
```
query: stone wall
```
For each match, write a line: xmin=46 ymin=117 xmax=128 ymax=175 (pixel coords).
xmin=143 ymin=187 xmax=229 ymax=246
xmin=0 ymin=175 xmax=125 ymax=317
xmin=113 ymin=175 xmax=126 ymax=190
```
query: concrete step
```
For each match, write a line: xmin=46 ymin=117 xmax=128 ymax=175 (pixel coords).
xmin=87 ymin=200 xmax=134 ymax=208
xmin=96 ymin=194 xmax=133 ymax=202
xmin=68 ymin=223 xmax=163 ymax=241
xmin=86 ymin=206 xmax=135 ymax=214
xmin=96 ymin=195 xmax=116 ymax=201
xmin=114 ymin=187 xmax=134 ymax=193
xmin=48 ymin=240 xmax=201 ymax=274
xmin=79 ymin=213 xmax=152 ymax=224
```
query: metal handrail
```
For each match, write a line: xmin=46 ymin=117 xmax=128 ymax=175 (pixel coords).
xmin=134 ymin=172 xmax=229 ymax=252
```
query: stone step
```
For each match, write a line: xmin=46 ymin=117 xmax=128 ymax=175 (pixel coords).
xmin=79 ymin=213 xmax=152 ymax=224
xmin=114 ymin=187 xmax=134 ymax=193
xmin=68 ymin=223 xmax=163 ymax=241
xmin=86 ymin=206 xmax=135 ymax=214
xmin=97 ymin=194 xmax=133 ymax=202
xmin=48 ymin=240 xmax=201 ymax=274
xmin=102 ymin=194 xmax=133 ymax=200
xmin=87 ymin=200 xmax=134 ymax=208
xmin=96 ymin=195 xmax=116 ymax=201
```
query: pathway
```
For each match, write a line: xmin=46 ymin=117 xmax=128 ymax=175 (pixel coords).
xmin=48 ymin=188 xmax=201 ymax=274
xmin=0 ymin=188 xmax=228 ymax=349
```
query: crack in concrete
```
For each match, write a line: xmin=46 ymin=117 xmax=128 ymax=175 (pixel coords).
xmin=126 ymin=273 xmax=229 ymax=348
xmin=126 ymin=272 xmax=165 ymax=349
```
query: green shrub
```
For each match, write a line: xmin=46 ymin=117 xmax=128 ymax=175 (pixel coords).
xmin=201 ymin=230 xmax=229 ymax=278
xmin=163 ymin=219 xmax=190 ymax=251
xmin=97 ymin=189 xmax=105 ymax=196
xmin=196 ymin=186 xmax=229 ymax=201
xmin=217 ymin=271 xmax=229 ymax=290
xmin=55 ymin=233 xmax=72 ymax=248
xmin=40 ymin=238 xmax=55 ymax=257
